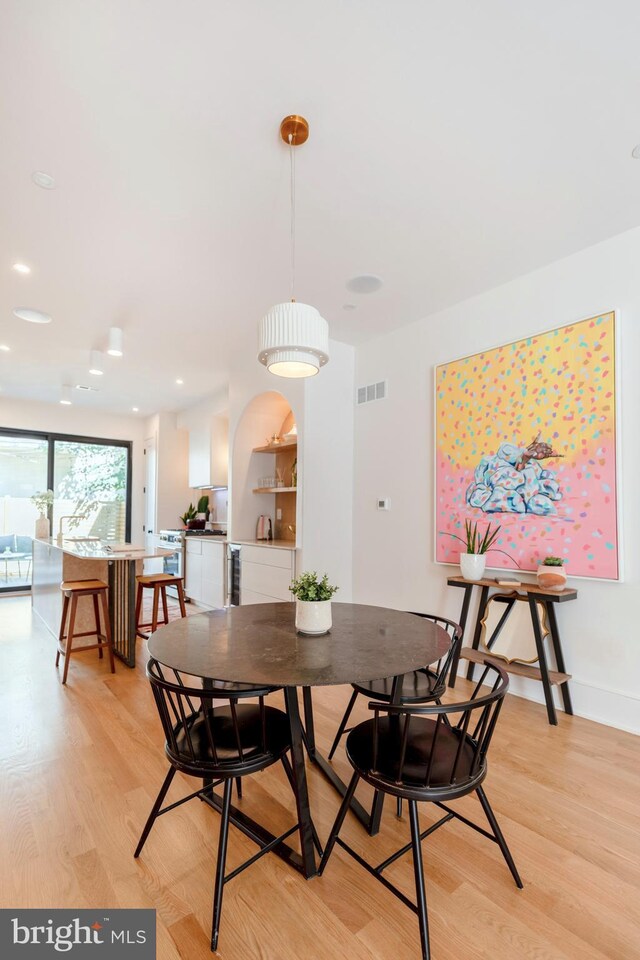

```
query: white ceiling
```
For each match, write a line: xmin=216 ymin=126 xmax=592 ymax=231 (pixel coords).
xmin=2 ymin=0 xmax=640 ymax=416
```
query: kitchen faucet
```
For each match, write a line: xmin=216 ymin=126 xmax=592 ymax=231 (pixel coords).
xmin=57 ymin=515 xmax=87 ymax=544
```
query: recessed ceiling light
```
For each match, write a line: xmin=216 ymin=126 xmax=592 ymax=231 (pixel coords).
xmin=13 ymin=307 xmax=52 ymax=324
xmin=12 ymin=263 xmax=31 ymax=275
xmin=346 ymin=275 xmax=383 ymax=294
xmin=107 ymin=326 xmax=124 ymax=356
xmin=60 ymin=385 xmax=72 ymax=405
xmin=176 ymin=378 xmax=184 ymax=385
xmin=132 ymin=407 xmax=139 ymax=412
xmin=343 ymin=303 xmax=357 ymax=311
xmin=89 ymin=349 xmax=104 ymax=375
xmin=0 ymin=344 xmax=10 ymax=352
xmin=32 ymin=171 xmax=56 ymax=189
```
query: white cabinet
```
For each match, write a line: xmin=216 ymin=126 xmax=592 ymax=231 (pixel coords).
xmin=201 ymin=540 xmax=226 ymax=608
xmin=188 ymin=415 xmax=229 ymax=488
xmin=240 ymin=545 xmax=295 ymax=604
xmin=185 ymin=537 xmax=226 ymax=609
xmin=185 ymin=539 xmax=203 ymax=601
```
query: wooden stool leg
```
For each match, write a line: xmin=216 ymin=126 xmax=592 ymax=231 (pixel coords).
xmin=176 ymin=580 xmax=187 ymax=618
xmin=134 ymin=582 xmax=144 ymax=636
xmin=92 ymin=593 xmax=103 ymax=658
xmin=62 ymin=595 xmax=78 ymax=685
xmin=56 ymin=594 xmax=69 ymax=668
xmin=99 ymin=589 xmax=116 ymax=674
xmin=161 ymin=584 xmax=169 ymax=626
xmin=151 ymin=585 xmax=160 ymax=633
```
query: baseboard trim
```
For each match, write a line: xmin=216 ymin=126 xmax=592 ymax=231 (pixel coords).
xmin=456 ymin=663 xmax=639 ymax=735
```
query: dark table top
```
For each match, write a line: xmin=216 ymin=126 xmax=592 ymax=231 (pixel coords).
xmin=147 ymin=602 xmax=452 ymax=687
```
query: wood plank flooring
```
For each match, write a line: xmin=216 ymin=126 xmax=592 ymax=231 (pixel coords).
xmin=0 ymin=595 xmax=638 ymax=960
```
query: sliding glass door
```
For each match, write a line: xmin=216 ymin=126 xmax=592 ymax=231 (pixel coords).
xmin=0 ymin=428 xmax=131 ymax=592
xmin=0 ymin=433 xmax=49 ymax=590
xmin=53 ymin=441 xmax=129 ymax=542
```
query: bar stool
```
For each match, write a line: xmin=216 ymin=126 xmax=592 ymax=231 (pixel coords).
xmin=56 ymin=579 xmax=115 ymax=684
xmin=135 ymin=574 xmax=187 ymax=639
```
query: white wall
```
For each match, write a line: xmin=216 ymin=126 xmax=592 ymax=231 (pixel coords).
xmin=228 ymin=337 xmax=355 ymax=599
xmin=144 ymin=412 xmax=192 ymax=532
xmin=0 ymin=397 xmax=147 ymax=540
xmin=353 ymin=226 xmax=640 ymax=733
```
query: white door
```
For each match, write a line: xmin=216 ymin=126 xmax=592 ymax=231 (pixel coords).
xmin=144 ymin=435 xmax=157 ymax=552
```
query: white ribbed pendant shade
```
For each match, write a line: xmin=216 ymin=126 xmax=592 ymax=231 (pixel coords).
xmin=258 ymin=301 xmax=329 ymax=378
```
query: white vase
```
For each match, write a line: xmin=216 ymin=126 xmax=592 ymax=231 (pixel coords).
xmin=295 ymin=599 xmax=332 ymax=635
xmin=35 ymin=515 xmax=50 ymax=540
xmin=536 ymin=563 xmax=567 ymax=590
xmin=460 ymin=553 xmax=486 ymax=581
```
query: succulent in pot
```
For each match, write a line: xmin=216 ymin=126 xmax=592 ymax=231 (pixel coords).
xmin=290 ymin=571 xmax=338 ymax=635
xmin=536 ymin=556 xmax=567 ymax=589
xmin=442 ymin=520 xmax=519 ymax=581
xmin=179 ymin=503 xmax=197 ymax=528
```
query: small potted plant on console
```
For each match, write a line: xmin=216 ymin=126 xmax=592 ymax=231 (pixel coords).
xmin=290 ymin=571 xmax=338 ymax=635
xmin=536 ymin=556 xmax=567 ymax=590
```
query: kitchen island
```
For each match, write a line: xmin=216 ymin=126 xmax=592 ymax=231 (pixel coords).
xmin=32 ymin=538 xmax=174 ymax=667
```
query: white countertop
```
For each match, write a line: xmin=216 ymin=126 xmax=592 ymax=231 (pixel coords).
xmin=231 ymin=539 xmax=296 ymax=551
xmin=35 ymin=537 xmax=174 ymax=561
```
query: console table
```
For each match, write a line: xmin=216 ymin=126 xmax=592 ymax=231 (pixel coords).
xmin=447 ymin=576 xmax=577 ymax=725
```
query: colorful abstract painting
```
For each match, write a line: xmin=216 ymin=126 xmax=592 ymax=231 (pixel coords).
xmin=435 ymin=313 xmax=619 ymax=579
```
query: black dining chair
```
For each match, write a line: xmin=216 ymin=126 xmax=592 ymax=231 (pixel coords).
xmin=327 ymin=613 xmax=463 ymax=761
xmin=135 ymin=659 xmax=308 ymax=953
xmin=319 ymin=656 xmax=522 ymax=960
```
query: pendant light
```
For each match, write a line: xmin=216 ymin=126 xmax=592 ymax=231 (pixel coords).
xmin=107 ymin=326 xmax=124 ymax=357
xmin=89 ymin=349 xmax=104 ymax=375
xmin=258 ymin=116 xmax=329 ymax=378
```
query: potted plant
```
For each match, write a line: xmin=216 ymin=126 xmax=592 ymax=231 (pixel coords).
xmin=179 ymin=503 xmax=197 ymax=528
xmin=196 ymin=494 xmax=209 ymax=519
xmin=537 ymin=556 xmax=567 ymax=589
xmin=290 ymin=571 xmax=338 ymax=635
xmin=444 ymin=520 xmax=519 ymax=581
xmin=31 ymin=489 xmax=54 ymax=539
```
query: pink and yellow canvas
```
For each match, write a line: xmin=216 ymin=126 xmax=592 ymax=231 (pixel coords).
xmin=435 ymin=313 xmax=619 ymax=579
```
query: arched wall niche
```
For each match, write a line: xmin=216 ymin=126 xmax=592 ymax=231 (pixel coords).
xmin=229 ymin=390 xmax=300 ymax=544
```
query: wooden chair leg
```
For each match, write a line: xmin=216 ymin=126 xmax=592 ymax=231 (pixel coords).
xmin=99 ymin=589 xmax=116 ymax=674
xmin=62 ymin=594 xmax=78 ymax=685
xmin=134 ymin=582 xmax=144 ymax=636
xmin=151 ymin=585 xmax=160 ymax=633
xmin=56 ymin=594 xmax=69 ymax=668
xmin=176 ymin=580 xmax=187 ymax=618
xmin=160 ymin=584 xmax=169 ymax=626
xmin=92 ymin=593 xmax=103 ymax=658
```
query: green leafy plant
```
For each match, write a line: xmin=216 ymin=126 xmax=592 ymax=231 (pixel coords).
xmin=542 ymin=556 xmax=564 ymax=566
xmin=31 ymin=489 xmax=54 ymax=514
xmin=441 ymin=520 xmax=520 ymax=567
xmin=179 ymin=503 xmax=197 ymax=526
xmin=197 ymin=494 xmax=210 ymax=515
xmin=290 ymin=571 xmax=338 ymax=602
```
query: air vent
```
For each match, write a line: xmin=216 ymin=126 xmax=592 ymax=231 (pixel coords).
xmin=75 ymin=384 xmax=98 ymax=391
xmin=357 ymin=380 xmax=387 ymax=405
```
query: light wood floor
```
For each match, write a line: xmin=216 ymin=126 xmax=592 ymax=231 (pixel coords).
xmin=1 ymin=595 xmax=638 ymax=960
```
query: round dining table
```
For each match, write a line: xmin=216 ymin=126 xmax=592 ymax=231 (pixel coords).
xmin=147 ymin=601 xmax=452 ymax=879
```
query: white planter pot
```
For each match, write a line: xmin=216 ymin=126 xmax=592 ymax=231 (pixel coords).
xmin=35 ymin=515 xmax=50 ymax=540
xmin=459 ymin=553 xmax=486 ymax=581
xmin=536 ymin=563 xmax=567 ymax=590
xmin=295 ymin=599 xmax=332 ymax=635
